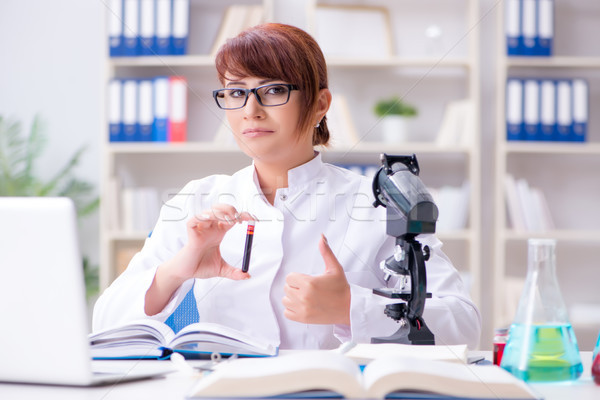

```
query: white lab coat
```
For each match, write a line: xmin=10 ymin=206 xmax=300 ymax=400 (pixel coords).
xmin=93 ymin=153 xmax=481 ymax=349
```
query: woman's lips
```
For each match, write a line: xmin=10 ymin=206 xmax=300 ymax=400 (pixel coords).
xmin=242 ymin=128 xmax=273 ymax=138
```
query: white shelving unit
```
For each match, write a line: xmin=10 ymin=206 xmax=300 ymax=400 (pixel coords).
xmin=493 ymin=0 xmax=600 ymax=350
xmin=100 ymin=0 xmax=483 ymax=330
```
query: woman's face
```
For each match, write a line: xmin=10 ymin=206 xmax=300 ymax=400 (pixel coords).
xmin=223 ymin=75 xmax=314 ymax=166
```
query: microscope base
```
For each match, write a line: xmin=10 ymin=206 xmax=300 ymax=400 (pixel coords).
xmin=371 ymin=320 xmax=435 ymax=345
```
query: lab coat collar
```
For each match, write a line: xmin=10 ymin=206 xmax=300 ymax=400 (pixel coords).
xmin=250 ymin=151 xmax=324 ymax=192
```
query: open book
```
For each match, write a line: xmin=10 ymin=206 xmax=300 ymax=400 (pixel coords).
xmin=342 ymin=342 xmax=468 ymax=365
xmin=188 ymin=351 xmax=539 ymax=399
xmin=89 ymin=319 xmax=277 ymax=359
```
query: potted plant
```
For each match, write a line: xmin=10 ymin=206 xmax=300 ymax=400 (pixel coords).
xmin=0 ymin=115 xmax=100 ymax=298
xmin=373 ymin=96 xmax=418 ymax=143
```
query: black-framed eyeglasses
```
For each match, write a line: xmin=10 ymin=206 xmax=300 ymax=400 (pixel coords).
xmin=213 ymin=83 xmax=299 ymax=110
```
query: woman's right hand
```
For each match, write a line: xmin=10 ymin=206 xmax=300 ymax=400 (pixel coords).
xmin=176 ymin=204 xmax=254 ymax=281
xmin=145 ymin=204 xmax=253 ymax=315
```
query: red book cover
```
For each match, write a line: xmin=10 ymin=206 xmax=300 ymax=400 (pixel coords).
xmin=168 ymin=76 xmax=188 ymax=142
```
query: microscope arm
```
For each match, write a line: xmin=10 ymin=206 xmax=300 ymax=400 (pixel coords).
xmin=404 ymin=236 xmax=428 ymax=324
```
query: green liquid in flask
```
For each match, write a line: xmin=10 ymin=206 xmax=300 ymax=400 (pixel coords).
xmin=501 ymin=323 xmax=583 ymax=382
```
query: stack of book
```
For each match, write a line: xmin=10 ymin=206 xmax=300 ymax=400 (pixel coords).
xmin=429 ymin=182 xmax=471 ymax=232
xmin=108 ymin=0 xmax=189 ymax=56
xmin=504 ymin=174 xmax=555 ymax=232
xmin=108 ymin=76 xmax=187 ymax=142
xmin=506 ymin=78 xmax=588 ymax=142
xmin=505 ymin=0 xmax=554 ymax=56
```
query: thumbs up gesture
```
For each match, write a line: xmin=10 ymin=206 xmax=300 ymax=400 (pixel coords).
xmin=282 ymin=235 xmax=351 ymax=325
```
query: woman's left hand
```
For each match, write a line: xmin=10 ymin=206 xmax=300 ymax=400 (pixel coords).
xmin=282 ymin=235 xmax=351 ymax=325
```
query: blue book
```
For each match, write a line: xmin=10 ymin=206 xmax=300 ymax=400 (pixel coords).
xmin=522 ymin=79 xmax=540 ymax=141
xmin=536 ymin=0 xmax=554 ymax=56
xmin=539 ymin=80 xmax=556 ymax=141
xmin=521 ymin=0 xmax=536 ymax=56
xmin=107 ymin=0 xmax=124 ymax=57
xmin=138 ymin=79 xmax=154 ymax=141
xmin=152 ymin=77 xmax=169 ymax=142
xmin=571 ymin=79 xmax=588 ymax=142
xmin=139 ymin=0 xmax=155 ymax=56
xmin=555 ymin=80 xmax=572 ymax=142
xmin=122 ymin=0 xmax=140 ymax=56
xmin=155 ymin=0 xmax=172 ymax=55
xmin=506 ymin=78 xmax=524 ymax=141
xmin=122 ymin=79 xmax=139 ymax=141
xmin=108 ymin=80 xmax=123 ymax=142
xmin=505 ymin=0 xmax=522 ymax=56
xmin=171 ymin=0 xmax=190 ymax=55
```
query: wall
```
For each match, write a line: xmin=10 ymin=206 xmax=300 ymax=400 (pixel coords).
xmin=0 ymin=0 xmax=105 ymax=268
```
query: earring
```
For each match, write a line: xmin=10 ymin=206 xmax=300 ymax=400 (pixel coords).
xmin=315 ymin=121 xmax=321 ymax=128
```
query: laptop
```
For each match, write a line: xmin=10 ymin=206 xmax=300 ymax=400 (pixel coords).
xmin=0 ymin=197 xmax=174 ymax=386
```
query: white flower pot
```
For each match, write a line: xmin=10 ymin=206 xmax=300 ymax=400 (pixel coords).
xmin=381 ymin=115 xmax=409 ymax=143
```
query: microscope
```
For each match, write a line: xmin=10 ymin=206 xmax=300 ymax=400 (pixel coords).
xmin=371 ymin=154 xmax=438 ymax=345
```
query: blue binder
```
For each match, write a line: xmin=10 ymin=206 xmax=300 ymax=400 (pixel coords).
xmin=138 ymin=79 xmax=154 ymax=141
xmin=152 ymin=76 xmax=170 ymax=142
xmin=521 ymin=0 xmax=536 ymax=56
xmin=139 ymin=0 xmax=155 ymax=56
xmin=506 ymin=78 xmax=524 ymax=141
xmin=505 ymin=0 xmax=522 ymax=56
xmin=122 ymin=0 xmax=140 ymax=56
xmin=155 ymin=0 xmax=172 ymax=55
xmin=108 ymin=79 xmax=123 ymax=142
xmin=171 ymin=0 xmax=190 ymax=55
xmin=571 ymin=79 xmax=588 ymax=142
xmin=108 ymin=0 xmax=124 ymax=57
xmin=539 ymin=80 xmax=556 ymax=141
xmin=555 ymin=79 xmax=572 ymax=142
xmin=122 ymin=79 xmax=139 ymax=141
xmin=536 ymin=0 xmax=554 ymax=56
xmin=523 ymin=79 xmax=540 ymax=141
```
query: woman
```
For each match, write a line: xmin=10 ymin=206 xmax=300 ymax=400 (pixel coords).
xmin=93 ymin=23 xmax=481 ymax=349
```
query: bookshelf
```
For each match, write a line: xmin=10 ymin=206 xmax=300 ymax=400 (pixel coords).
xmin=493 ymin=0 xmax=600 ymax=349
xmin=100 ymin=0 xmax=483 ymax=334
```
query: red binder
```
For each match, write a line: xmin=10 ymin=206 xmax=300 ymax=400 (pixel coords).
xmin=168 ymin=76 xmax=188 ymax=142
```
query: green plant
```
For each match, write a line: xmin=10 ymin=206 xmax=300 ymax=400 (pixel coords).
xmin=0 ymin=115 xmax=100 ymax=298
xmin=374 ymin=96 xmax=418 ymax=118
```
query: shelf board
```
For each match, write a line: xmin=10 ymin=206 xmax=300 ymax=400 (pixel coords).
xmin=503 ymin=142 xmax=600 ymax=155
xmin=436 ymin=230 xmax=473 ymax=241
xmin=503 ymin=229 xmax=600 ymax=242
xmin=109 ymin=56 xmax=471 ymax=69
xmin=326 ymin=57 xmax=471 ymax=69
xmin=107 ymin=141 xmax=472 ymax=155
xmin=109 ymin=55 xmax=215 ymax=67
xmin=106 ymin=231 xmax=149 ymax=241
xmin=324 ymin=142 xmax=472 ymax=155
xmin=107 ymin=142 xmax=243 ymax=154
xmin=505 ymin=56 xmax=600 ymax=69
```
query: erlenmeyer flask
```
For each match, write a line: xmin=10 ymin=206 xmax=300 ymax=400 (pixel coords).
xmin=593 ymin=331 xmax=600 ymax=364
xmin=501 ymin=239 xmax=583 ymax=382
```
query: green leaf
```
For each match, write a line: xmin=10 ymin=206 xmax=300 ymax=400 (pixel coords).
xmin=0 ymin=114 xmax=100 ymax=298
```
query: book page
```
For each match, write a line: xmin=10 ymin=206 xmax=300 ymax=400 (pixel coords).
xmin=171 ymin=322 xmax=277 ymax=356
xmin=342 ymin=343 xmax=468 ymax=365
xmin=89 ymin=319 xmax=175 ymax=358
xmin=189 ymin=351 xmax=366 ymax=398
xmin=90 ymin=318 xmax=174 ymax=344
xmin=363 ymin=356 xmax=537 ymax=399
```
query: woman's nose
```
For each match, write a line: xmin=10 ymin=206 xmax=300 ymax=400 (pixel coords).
xmin=243 ymin=92 xmax=264 ymax=118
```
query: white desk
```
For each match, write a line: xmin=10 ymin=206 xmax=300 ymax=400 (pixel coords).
xmin=0 ymin=352 xmax=598 ymax=399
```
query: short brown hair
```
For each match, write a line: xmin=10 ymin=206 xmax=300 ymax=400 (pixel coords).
xmin=215 ymin=23 xmax=330 ymax=146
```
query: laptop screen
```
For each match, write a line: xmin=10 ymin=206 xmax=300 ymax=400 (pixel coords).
xmin=0 ymin=197 xmax=94 ymax=384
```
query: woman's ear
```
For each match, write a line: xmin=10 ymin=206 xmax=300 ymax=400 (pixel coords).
xmin=316 ymin=88 xmax=332 ymax=123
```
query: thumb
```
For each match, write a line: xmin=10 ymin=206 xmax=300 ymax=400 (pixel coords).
xmin=318 ymin=234 xmax=344 ymax=275
xmin=219 ymin=262 xmax=251 ymax=281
